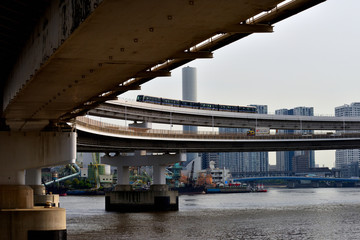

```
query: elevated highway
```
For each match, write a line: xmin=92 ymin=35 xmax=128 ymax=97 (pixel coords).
xmin=88 ymin=99 xmax=360 ymax=131
xmin=0 ymin=0 xmax=331 ymax=228
xmin=0 ymin=0 xmax=326 ymax=131
xmin=75 ymin=117 xmax=360 ymax=152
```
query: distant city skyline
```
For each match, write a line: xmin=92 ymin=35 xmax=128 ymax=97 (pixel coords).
xmin=121 ymin=0 xmax=360 ymax=168
xmin=335 ymin=103 xmax=360 ymax=177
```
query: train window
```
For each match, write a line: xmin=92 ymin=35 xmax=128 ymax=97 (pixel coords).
xmin=219 ymin=105 xmax=237 ymax=112
xmin=200 ymin=103 xmax=218 ymax=110
xmin=138 ymin=95 xmax=256 ymax=113
xmin=181 ymin=101 xmax=200 ymax=108
xmin=136 ymin=95 xmax=144 ymax=101
xmin=162 ymin=98 xmax=180 ymax=106
xmin=144 ymin=96 xmax=160 ymax=104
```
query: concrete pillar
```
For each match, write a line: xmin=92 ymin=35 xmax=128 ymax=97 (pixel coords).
xmin=0 ymin=131 xmax=76 ymax=239
xmin=153 ymin=165 xmax=166 ymax=185
xmin=26 ymin=168 xmax=42 ymax=185
xmin=102 ymin=151 xmax=185 ymax=212
xmin=26 ymin=168 xmax=46 ymax=196
xmin=118 ymin=166 xmax=130 ymax=185
xmin=0 ymin=169 xmax=25 ymax=185
xmin=0 ymin=185 xmax=33 ymax=209
xmin=102 ymin=151 xmax=185 ymax=186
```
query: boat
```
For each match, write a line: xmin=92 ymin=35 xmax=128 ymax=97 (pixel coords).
xmin=252 ymin=183 xmax=268 ymax=192
xmin=66 ymin=189 xmax=105 ymax=195
xmin=206 ymin=185 xmax=251 ymax=194
xmin=171 ymin=185 xmax=206 ymax=195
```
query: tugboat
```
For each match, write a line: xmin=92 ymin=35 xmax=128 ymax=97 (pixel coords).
xmin=253 ymin=183 xmax=267 ymax=192
xmin=206 ymin=182 xmax=251 ymax=194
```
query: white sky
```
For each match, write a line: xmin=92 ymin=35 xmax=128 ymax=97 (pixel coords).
xmin=120 ymin=0 xmax=360 ymax=168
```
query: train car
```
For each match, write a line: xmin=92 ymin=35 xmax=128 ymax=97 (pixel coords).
xmin=219 ymin=104 xmax=238 ymax=112
xmin=180 ymin=100 xmax=200 ymax=109
xmin=199 ymin=103 xmax=218 ymax=111
xmin=136 ymin=95 xmax=161 ymax=104
xmin=161 ymin=98 xmax=180 ymax=106
xmin=136 ymin=95 xmax=257 ymax=113
xmin=239 ymin=106 xmax=257 ymax=113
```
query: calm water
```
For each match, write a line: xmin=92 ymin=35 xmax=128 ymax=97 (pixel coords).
xmin=62 ymin=188 xmax=360 ymax=240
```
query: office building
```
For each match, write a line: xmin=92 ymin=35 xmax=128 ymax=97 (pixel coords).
xmin=335 ymin=102 xmax=360 ymax=177
xmin=275 ymin=107 xmax=315 ymax=173
xmin=217 ymin=105 xmax=269 ymax=175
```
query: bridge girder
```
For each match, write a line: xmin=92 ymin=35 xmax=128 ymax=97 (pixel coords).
xmin=89 ymin=100 xmax=360 ymax=131
xmin=0 ymin=0 xmax=326 ymax=131
xmin=76 ymin=129 xmax=360 ymax=153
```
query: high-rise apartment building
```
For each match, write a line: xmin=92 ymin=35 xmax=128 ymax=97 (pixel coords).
xmin=335 ymin=102 xmax=360 ymax=177
xmin=217 ymin=105 xmax=269 ymax=175
xmin=275 ymin=107 xmax=315 ymax=173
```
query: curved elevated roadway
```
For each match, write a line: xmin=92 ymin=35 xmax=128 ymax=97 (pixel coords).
xmin=88 ymin=99 xmax=360 ymax=131
xmin=75 ymin=117 xmax=360 ymax=153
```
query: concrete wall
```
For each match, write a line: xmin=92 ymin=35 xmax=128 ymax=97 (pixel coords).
xmin=0 ymin=131 xmax=76 ymax=184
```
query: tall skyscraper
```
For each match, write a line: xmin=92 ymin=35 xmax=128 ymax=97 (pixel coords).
xmin=182 ymin=66 xmax=199 ymax=166
xmin=182 ymin=66 xmax=197 ymax=134
xmin=275 ymin=106 xmax=315 ymax=173
xmin=335 ymin=102 xmax=360 ymax=177
xmin=218 ymin=105 xmax=269 ymax=175
xmin=201 ymin=152 xmax=219 ymax=170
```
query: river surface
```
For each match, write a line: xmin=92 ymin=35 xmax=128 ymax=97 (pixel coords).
xmin=62 ymin=188 xmax=360 ymax=240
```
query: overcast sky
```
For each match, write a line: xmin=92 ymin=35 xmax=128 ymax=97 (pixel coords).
xmin=121 ymin=0 xmax=360 ymax=168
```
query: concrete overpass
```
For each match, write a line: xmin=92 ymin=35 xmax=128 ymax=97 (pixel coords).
xmin=75 ymin=116 xmax=360 ymax=152
xmin=1 ymin=0 xmax=325 ymax=131
xmin=0 ymin=0 xmax=329 ymax=236
xmin=89 ymin=99 xmax=360 ymax=131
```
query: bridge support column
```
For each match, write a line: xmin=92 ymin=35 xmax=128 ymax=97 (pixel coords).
xmin=26 ymin=168 xmax=60 ymax=208
xmin=153 ymin=165 xmax=166 ymax=185
xmin=117 ymin=165 xmax=130 ymax=185
xmin=102 ymin=151 xmax=185 ymax=212
xmin=0 ymin=131 xmax=76 ymax=240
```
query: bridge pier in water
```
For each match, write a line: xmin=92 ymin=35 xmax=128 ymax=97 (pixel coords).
xmin=102 ymin=151 xmax=185 ymax=212
xmin=0 ymin=131 xmax=76 ymax=240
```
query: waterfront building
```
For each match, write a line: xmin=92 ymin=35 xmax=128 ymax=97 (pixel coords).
xmin=217 ymin=105 xmax=269 ymax=175
xmin=335 ymin=102 xmax=360 ymax=177
xmin=197 ymin=161 xmax=232 ymax=185
xmin=275 ymin=107 xmax=315 ymax=173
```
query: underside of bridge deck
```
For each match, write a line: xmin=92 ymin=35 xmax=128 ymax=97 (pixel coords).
xmin=0 ymin=0 xmax=326 ymax=131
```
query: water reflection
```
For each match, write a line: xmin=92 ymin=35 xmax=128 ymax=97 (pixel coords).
xmin=63 ymin=188 xmax=360 ymax=240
